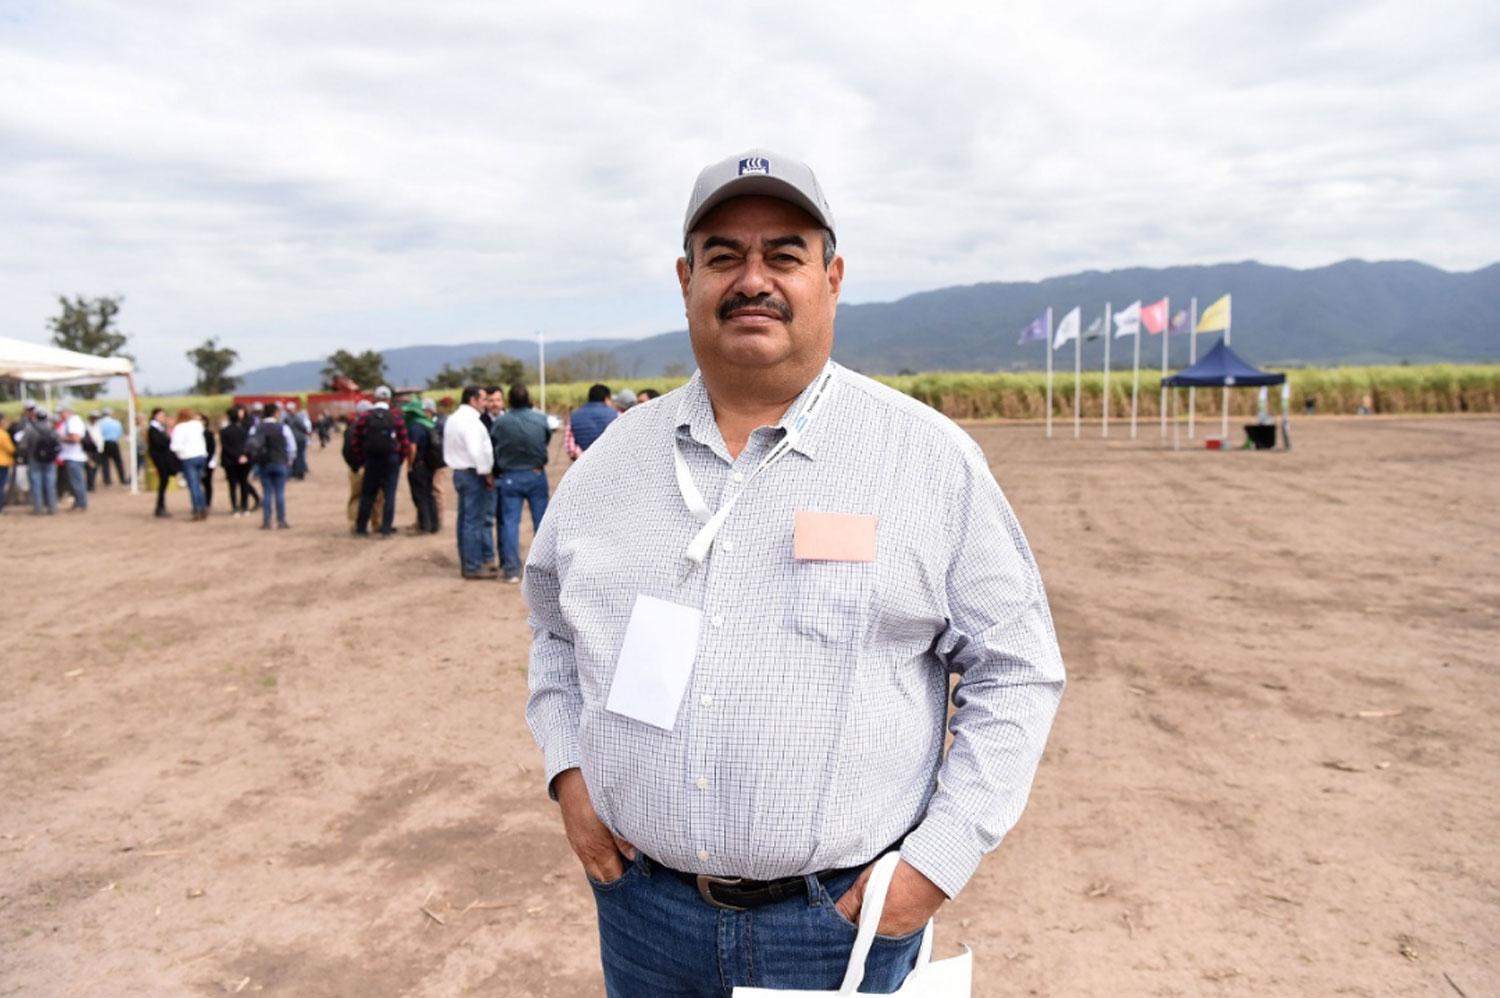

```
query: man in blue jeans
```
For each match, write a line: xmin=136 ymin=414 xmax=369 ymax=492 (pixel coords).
xmin=248 ymin=402 xmax=296 ymax=529
xmin=525 ymin=151 xmax=1065 ymax=994
xmin=490 ymin=382 xmax=552 ymax=583
xmin=443 ymin=385 xmax=497 ymax=579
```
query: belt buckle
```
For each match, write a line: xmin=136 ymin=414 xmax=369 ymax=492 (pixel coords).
xmin=696 ymin=874 xmax=748 ymax=911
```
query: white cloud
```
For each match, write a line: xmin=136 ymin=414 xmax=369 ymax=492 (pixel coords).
xmin=1 ymin=0 xmax=1495 ymax=387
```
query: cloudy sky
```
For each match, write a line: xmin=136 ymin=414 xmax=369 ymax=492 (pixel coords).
xmin=3 ymin=0 xmax=1496 ymax=389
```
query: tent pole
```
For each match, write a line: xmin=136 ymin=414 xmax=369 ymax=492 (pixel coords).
xmin=126 ymin=374 xmax=140 ymax=496
xmin=1221 ymin=323 xmax=1232 ymax=443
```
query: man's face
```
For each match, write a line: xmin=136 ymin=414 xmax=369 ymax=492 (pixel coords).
xmin=676 ymin=196 xmax=843 ymax=376
xmin=485 ymin=392 xmax=504 ymax=415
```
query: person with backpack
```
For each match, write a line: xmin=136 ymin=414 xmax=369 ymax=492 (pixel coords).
xmin=400 ymin=398 xmax=440 ymax=534
xmin=351 ymin=385 xmax=409 ymax=537
xmin=25 ymin=408 xmax=60 ymax=515
xmin=246 ymin=401 xmax=296 ymax=529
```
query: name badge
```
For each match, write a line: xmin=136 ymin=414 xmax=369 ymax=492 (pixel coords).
xmin=793 ymin=511 xmax=877 ymax=562
xmin=605 ymin=594 xmax=702 ymax=731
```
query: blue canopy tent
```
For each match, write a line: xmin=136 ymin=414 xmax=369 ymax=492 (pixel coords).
xmin=1162 ymin=338 xmax=1287 ymax=448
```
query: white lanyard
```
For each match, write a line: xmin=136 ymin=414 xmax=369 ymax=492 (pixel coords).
xmin=673 ymin=368 xmax=837 ymax=566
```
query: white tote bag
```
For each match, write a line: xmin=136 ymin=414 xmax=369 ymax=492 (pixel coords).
xmin=733 ymin=852 xmax=972 ymax=996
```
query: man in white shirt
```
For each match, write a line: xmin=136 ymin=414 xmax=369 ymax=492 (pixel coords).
xmin=57 ymin=404 xmax=90 ymax=512
xmin=442 ymin=384 xmax=497 ymax=579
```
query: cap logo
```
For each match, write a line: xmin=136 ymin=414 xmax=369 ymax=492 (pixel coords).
xmin=737 ymin=156 xmax=770 ymax=176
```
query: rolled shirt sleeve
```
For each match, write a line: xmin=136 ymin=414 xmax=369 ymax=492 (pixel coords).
xmin=899 ymin=441 xmax=1066 ymax=899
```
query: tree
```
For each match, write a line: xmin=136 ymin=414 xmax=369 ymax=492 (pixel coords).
xmin=47 ymin=295 xmax=133 ymax=400
xmin=425 ymin=352 xmax=531 ymax=390
xmin=186 ymin=338 xmax=242 ymax=394
xmin=322 ymin=349 xmax=386 ymax=390
xmin=549 ymin=349 xmax=620 ymax=384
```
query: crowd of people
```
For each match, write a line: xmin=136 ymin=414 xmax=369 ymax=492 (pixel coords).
xmin=1 ymin=381 xmax=654 ymax=576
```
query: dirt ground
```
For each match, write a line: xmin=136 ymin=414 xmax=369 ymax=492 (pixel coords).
xmin=2 ymin=416 xmax=1497 ymax=997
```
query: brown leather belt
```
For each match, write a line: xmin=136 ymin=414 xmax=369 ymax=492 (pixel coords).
xmin=662 ymin=864 xmax=859 ymax=912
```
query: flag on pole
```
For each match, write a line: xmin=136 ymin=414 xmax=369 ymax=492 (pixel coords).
xmin=1169 ymin=309 xmax=1189 ymax=333
xmin=1113 ymin=300 xmax=1141 ymax=339
xmin=1053 ymin=307 xmax=1081 ymax=350
xmin=1195 ymin=294 xmax=1231 ymax=332
xmin=1083 ymin=314 xmax=1105 ymax=341
xmin=1017 ymin=312 xmax=1049 ymax=345
xmin=1141 ymin=297 xmax=1168 ymax=335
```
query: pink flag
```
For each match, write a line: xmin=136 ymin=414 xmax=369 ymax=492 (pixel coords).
xmin=1141 ymin=298 xmax=1168 ymax=335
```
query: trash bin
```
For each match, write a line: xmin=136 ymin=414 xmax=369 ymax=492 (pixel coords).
xmin=1244 ymin=424 xmax=1277 ymax=449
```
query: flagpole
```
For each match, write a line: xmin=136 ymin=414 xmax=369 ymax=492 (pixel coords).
xmin=1221 ymin=306 xmax=1232 ymax=442
xmin=537 ymin=330 xmax=547 ymax=416
xmin=1130 ymin=308 xmax=1141 ymax=439
xmin=1073 ymin=311 xmax=1082 ymax=439
xmin=1102 ymin=302 xmax=1112 ymax=438
xmin=1159 ymin=296 xmax=1170 ymax=440
xmin=1188 ymin=296 xmax=1198 ymax=439
xmin=1045 ymin=306 xmax=1054 ymax=439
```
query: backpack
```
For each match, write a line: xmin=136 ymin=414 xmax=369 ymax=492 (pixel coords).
xmin=250 ymin=423 xmax=289 ymax=467
xmin=427 ymin=416 xmax=447 ymax=469
xmin=32 ymin=425 xmax=60 ymax=464
xmin=361 ymin=407 xmax=395 ymax=460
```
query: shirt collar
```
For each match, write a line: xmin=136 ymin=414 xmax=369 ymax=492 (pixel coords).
xmin=674 ymin=359 xmax=837 ymax=463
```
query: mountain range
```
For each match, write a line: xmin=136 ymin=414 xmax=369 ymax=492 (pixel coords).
xmin=232 ymin=259 xmax=1500 ymax=392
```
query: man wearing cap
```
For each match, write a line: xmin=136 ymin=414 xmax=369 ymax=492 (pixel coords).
xmin=351 ymin=386 xmax=409 ymax=537
xmin=525 ymin=151 xmax=1065 ymax=993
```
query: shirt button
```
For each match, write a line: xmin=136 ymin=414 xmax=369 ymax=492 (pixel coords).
xmin=697 ymin=849 xmax=711 ymax=863
xmin=695 ymin=776 xmax=709 ymax=790
xmin=700 ymin=694 xmax=714 ymax=707
xmin=720 ymin=539 xmax=735 ymax=552
xmin=732 ymin=471 xmax=744 ymax=482
xmin=711 ymin=614 xmax=724 ymax=628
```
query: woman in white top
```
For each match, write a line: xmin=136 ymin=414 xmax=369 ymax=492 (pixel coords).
xmin=169 ymin=408 xmax=210 ymax=519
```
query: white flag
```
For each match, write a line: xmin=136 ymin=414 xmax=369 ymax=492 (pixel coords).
xmin=1052 ymin=307 xmax=1081 ymax=350
xmin=1113 ymin=300 xmax=1142 ymax=339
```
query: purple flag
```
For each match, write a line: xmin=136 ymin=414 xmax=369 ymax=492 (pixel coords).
xmin=1170 ymin=309 xmax=1189 ymax=333
xmin=1017 ymin=312 xmax=1048 ymax=345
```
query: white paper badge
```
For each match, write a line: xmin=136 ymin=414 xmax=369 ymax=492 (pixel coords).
xmin=605 ymin=594 xmax=702 ymax=731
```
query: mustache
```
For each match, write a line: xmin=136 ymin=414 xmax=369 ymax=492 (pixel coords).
xmin=718 ymin=293 xmax=792 ymax=322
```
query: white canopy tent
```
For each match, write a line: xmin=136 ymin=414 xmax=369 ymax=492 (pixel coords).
xmin=0 ymin=336 xmax=140 ymax=495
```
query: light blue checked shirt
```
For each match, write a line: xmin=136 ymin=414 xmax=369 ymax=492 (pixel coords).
xmin=524 ymin=363 xmax=1064 ymax=898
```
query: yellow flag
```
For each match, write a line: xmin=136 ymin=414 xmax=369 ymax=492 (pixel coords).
xmin=1195 ymin=294 xmax=1231 ymax=333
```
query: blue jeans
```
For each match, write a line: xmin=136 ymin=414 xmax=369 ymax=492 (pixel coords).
xmin=357 ymin=456 xmax=401 ymax=534
xmin=261 ymin=464 xmax=289 ymax=525
xmin=591 ymin=854 xmax=921 ymax=996
xmin=63 ymin=460 xmax=89 ymax=509
xmin=180 ymin=456 xmax=207 ymax=512
xmin=498 ymin=468 xmax=549 ymax=574
xmin=452 ymin=469 xmax=495 ymax=573
xmin=30 ymin=462 xmax=58 ymax=513
xmin=0 ymin=465 xmax=9 ymax=511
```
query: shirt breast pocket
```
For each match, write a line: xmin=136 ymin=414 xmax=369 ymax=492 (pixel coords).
xmin=784 ymin=559 xmax=875 ymax=644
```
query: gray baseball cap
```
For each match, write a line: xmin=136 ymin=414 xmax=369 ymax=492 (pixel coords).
xmin=683 ymin=149 xmax=835 ymax=239
xmin=373 ymin=385 xmax=392 ymax=401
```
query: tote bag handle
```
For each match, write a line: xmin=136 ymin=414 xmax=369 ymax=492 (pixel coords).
xmin=837 ymin=853 xmax=933 ymax=994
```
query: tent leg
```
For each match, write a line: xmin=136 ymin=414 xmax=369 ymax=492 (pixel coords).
xmin=126 ymin=375 xmax=139 ymax=496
